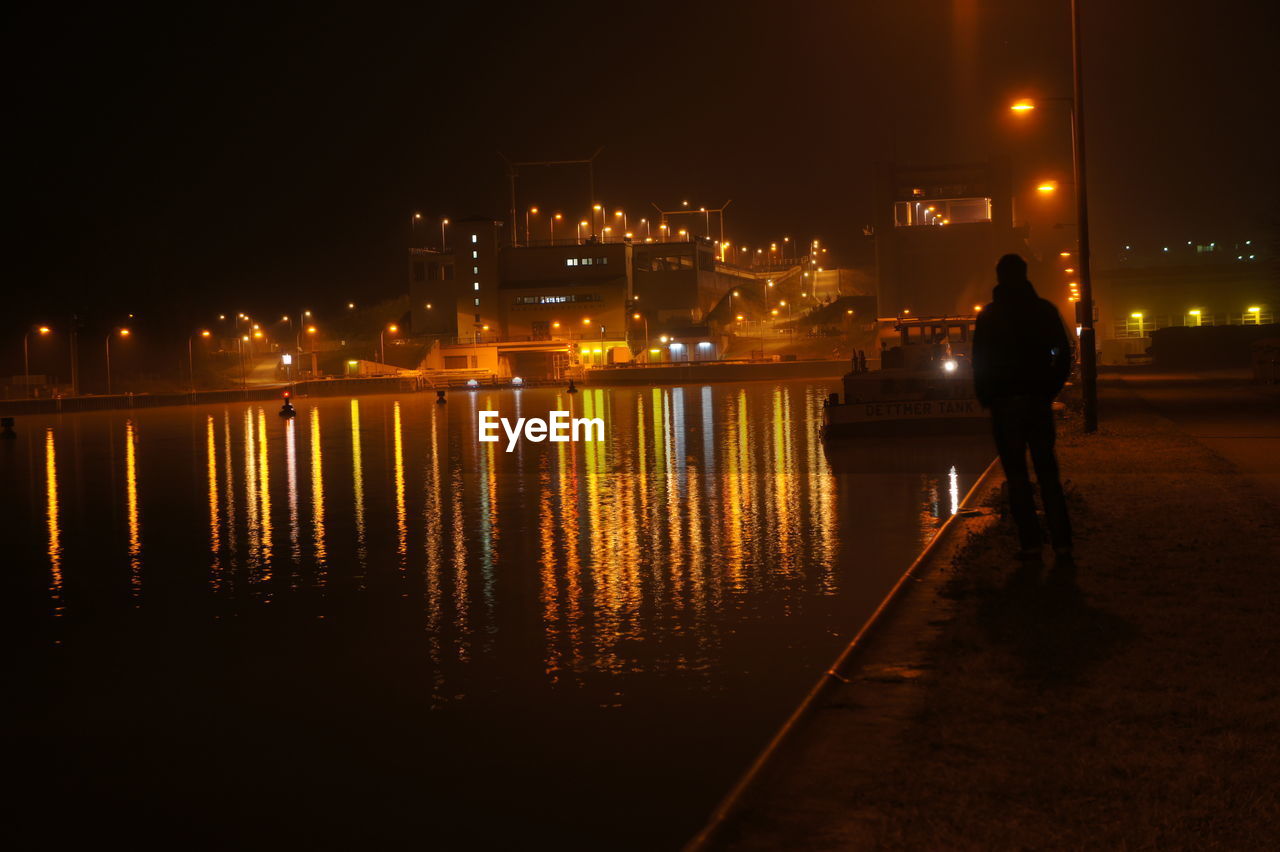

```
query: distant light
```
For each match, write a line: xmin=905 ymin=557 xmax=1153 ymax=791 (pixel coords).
xmin=649 ymin=348 xmax=661 ymax=354
xmin=201 ymin=330 xmax=211 ymax=337
xmin=388 ymin=324 xmax=398 ymax=333
xmin=659 ymin=335 xmax=669 ymax=343
xmin=1010 ymin=100 xmax=1035 ymax=111
xmin=1131 ymin=312 xmax=1143 ymax=319
xmin=511 ymin=376 xmax=524 ymax=386
xmin=973 ymin=305 xmax=983 ymax=312
xmin=38 ymin=326 xmax=51 ymax=334
xmin=1036 ymin=181 xmax=1057 ymax=193
xmin=1059 ymin=251 xmax=1071 ymax=258
xmin=467 ymin=379 xmax=480 ymax=388
xmin=942 ymin=359 xmax=958 ymax=372
xmin=698 ymin=341 xmax=712 ymax=348
xmin=1189 ymin=310 xmax=1201 ymax=316
xmin=1125 ymin=245 xmax=1131 ymax=250
xmin=282 ymin=353 xmax=293 ymax=365
xmin=347 ymin=360 xmax=359 ymax=365
xmin=1162 ymin=247 xmax=1169 ymax=252
xmin=1248 ymin=306 xmax=1261 ymax=312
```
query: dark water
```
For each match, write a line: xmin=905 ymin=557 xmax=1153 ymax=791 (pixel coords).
xmin=6 ymin=381 xmax=992 ymax=849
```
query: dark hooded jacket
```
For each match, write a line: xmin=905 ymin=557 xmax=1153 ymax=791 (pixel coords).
xmin=972 ymin=277 xmax=1072 ymax=407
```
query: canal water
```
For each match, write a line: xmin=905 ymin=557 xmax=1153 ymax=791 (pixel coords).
xmin=7 ymin=381 xmax=993 ymax=849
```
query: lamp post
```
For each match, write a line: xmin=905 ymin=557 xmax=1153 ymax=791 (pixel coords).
xmin=188 ymin=329 xmax=211 ymax=393
xmin=551 ymin=213 xmax=562 ymax=244
xmin=526 ymin=206 xmax=538 ymax=246
xmin=105 ymin=327 xmax=130 ymax=395
xmin=380 ymin=323 xmax=398 ymax=364
xmin=1008 ymin=0 xmax=1097 ymax=431
xmin=631 ymin=311 xmax=649 ymax=354
xmin=411 ymin=212 xmax=422 ymax=243
xmin=22 ymin=325 xmax=52 ymax=398
xmin=237 ymin=335 xmax=249 ymax=392
xmin=441 ymin=217 xmax=450 ymax=251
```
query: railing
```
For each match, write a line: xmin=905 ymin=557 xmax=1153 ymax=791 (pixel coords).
xmin=1113 ymin=311 xmax=1275 ymax=338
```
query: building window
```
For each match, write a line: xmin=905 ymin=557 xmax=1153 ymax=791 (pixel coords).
xmin=565 ymin=258 xmax=578 ymax=266
xmin=473 ymin=282 xmax=480 ymax=290
xmin=471 ymin=234 xmax=478 ymax=243
xmin=474 ymin=298 xmax=480 ymax=306
xmin=473 ymin=266 xmax=479 ymax=274
xmin=472 ymin=251 xmax=478 ymax=259
xmin=513 ymin=294 xmax=602 ymax=305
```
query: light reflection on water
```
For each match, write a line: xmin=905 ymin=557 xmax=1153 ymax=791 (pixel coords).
xmin=13 ymin=381 xmax=992 ymax=848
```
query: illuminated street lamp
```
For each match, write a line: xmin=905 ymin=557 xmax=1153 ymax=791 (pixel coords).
xmin=550 ymin=212 xmax=563 ymax=244
xmin=22 ymin=325 xmax=52 ymax=398
xmin=105 ymin=327 xmax=130 ymax=395
xmin=631 ymin=311 xmax=649 ymax=348
xmin=1036 ymin=181 xmax=1058 ymax=193
xmin=1009 ymin=5 xmax=1097 ymax=431
xmin=411 ymin=211 xmax=422 ymax=242
xmin=380 ymin=323 xmax=398 ymax=363
xmin=441 ymin=217 xmax=450 ymax=251
xmin=188 ymin=329 xmax=212 ymax=393
xmin=526 ymin=206 xmax=539 ymax=245
xmin=577 ymin=220 xmax=589 ymax=243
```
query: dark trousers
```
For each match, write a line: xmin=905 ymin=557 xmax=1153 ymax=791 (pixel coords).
xmin=989 ymin=395 xmax=1072 ymax=552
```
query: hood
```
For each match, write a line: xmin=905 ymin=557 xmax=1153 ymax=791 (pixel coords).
xmin=992 ymin=278 xmax=1039 ymax=303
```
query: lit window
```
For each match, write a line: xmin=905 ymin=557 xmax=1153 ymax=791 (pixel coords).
xmin=471 ymin=234 xmax=477 ymax=243
xmin=474 ymin=298 xmax=480 ymax=306
xmin=565 ymin=258 xmax=578 ymax=266
xmin=473 ymin=282 xmax=480 ymax=290
xmin=472 ymin=251 xmax=478 ymax=259
xmin=473 ymin=266 xmax=479 ymax=274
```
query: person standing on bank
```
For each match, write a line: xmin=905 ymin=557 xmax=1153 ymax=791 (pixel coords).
xmin=973 ymin=254 xmax=1074 ymax=572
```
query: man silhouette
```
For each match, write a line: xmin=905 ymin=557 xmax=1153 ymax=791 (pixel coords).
xmin=972 ymin=254 xmax=1074 ymax=571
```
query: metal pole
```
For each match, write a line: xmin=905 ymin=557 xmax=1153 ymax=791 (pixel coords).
xmin=1072 ymin=0 xmax=1098 ymax=433
xmin=105 ymin=334 xmax=112 ymax=395
xmin=23 ymin=332 xmax=31 ymax=398
xmin=70 ymin=321 xmax=79 ymax=396
xmin=188 ymin=335 xmax=195 ymax=393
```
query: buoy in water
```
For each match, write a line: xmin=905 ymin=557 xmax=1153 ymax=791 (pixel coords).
xmin=566 ymin=379 xmax=578 ymax=394
xmin=279 ymin=391 xmax=296 ymax=418
xmin=436 ymin=390 xmax=447 ymax=404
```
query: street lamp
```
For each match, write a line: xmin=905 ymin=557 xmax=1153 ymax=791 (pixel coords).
xmin=380 ymin=323 xmax=398 ymax=363
xmin=526 ymin=206 xmax=538 ymax=245
xmin=1009 ymin=1 xmax=1097 ymax=431
xmin=441 ymin=217 xmax=450 ymax=251
xmin=551 ymin=212 xmax=563 ymax=244
xmin=411 ymin=211 xmax=422 ymax=243
xmin=577 ymin=220 xmax=589 ymax=243
xmin=105 ymin=327 xmax=130 ymax=395
xmin=1036 ymin=181 xmax=1058 ymax=193
xmin=631 ymin=311 xmax=649 ymax=352
xmin=188 ymin=329 xmax=211 ymax=393
xmin=22 ymin=325 xmax=52 ymax=398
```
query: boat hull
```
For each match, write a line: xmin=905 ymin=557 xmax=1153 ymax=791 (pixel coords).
xmin=822 ymin=397 xmax=988 ymax=438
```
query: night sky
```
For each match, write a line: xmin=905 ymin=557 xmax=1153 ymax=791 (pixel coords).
xmin=9 ymin=0 xmax=1277 ymax=333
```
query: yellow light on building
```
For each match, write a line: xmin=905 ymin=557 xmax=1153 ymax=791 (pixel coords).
xmin=1037 ymin=181 xmax=1057 ymax=193
xmin=1131 ymin=312 xmax=1143 ymax=319
xmin=1010 ymin=100 xmax=1035 ymax=111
